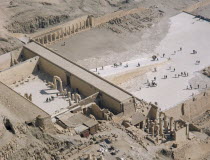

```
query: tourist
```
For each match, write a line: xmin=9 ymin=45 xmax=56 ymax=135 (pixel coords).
xmin=198 ymin=84 xmax=199 ymax=89
xmin=190 ymin=85 xmax=192 ymax=90
xmin=163 ymin=53 xmax=165 ymax=57
xmin=180 ymin=47 xmax=182 ymax=51
xmin=154 ymin=67 xmax=157 ymax=72
xmin=206 ymin=84 xmax=208 ymax=89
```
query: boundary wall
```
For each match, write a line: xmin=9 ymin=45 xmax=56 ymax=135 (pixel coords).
xmin=165 ymin=90 xmax=210 ymax=121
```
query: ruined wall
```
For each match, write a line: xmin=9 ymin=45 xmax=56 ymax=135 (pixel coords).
xmin=101 ymin=93 xmax=121 ymax=113
xmin=122 ymin=98 xmax=136 ymax=115
xmin=94 ymin=7 xmax=148 ymax=26
xmin=0 ymin=49 xmax=22 ymax=71
xmin=165 ymin=90 xmax=210 ymax=121
xmin=175 ymin=127 xmax=187 ymax=142
xmin=0 ymin=53 xmax=11 ymax=71
xmin=91 ymin=103 xmax=104 ymax=120
xmin=0 ymin=56 xmax=39 ymax=85
xmin=184 ymin=0 xmax=210 ymax=13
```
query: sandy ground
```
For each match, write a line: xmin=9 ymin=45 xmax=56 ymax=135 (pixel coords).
xmin=97 ymin=12 xmax=210 ymax=111
xmin=11 ymin=73 xmax=73 ymax=116
xmin=192 ymin=3 xmax=210 ymax=19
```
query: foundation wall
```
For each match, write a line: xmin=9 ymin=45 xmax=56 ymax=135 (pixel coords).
xmin=175 ymin=127 xmax=187 ymax=142
xmin=0 ymin=56 xmax=39 ymax=85
xmin=165 ymin=90 xmax=210 ymax=121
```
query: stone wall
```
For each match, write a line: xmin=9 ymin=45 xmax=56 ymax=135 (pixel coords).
xmin=0 ymin=81 xmax=49 ymax=122
xmin=0 ymin=49 xmax=22 ymax=71
xmin=0 ymin=56 xmax=39 ymax=85
xmin=165 ymin=90 xmax=210 ymax=121
xmin=175 ymin=127 xmax=188 ymax=142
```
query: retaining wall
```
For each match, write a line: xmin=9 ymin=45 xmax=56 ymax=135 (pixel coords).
xmin=165 ymin=90 xmax=210 ymax=121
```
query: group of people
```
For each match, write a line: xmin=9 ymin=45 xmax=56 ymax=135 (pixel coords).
xmin=46 ymin=96 xmax=55 ymax=102
xmin=186 ymin=84 xmax=208 ymax=90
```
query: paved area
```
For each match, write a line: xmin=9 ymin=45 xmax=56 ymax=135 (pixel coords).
xmin=96 ymin=12 xmax=210 ymax=111
xmin=12 ymin=74 xmax=70 ymax=115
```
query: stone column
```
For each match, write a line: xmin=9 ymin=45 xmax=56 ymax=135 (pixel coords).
xmin=156 ymin=125 xmax=159 ymax=136
xmin=72 ymin=25 xmax=75 ymax=33
xmin=68 ymin=92 xmax=71 ymax=98
xmin=159 ymin=118 xmax=163 ymax=136
xmin=71 ymin=94 xmax=75 ymax=101
xmin=142 ymin=120 xmax=145 ymax=130
xmin=151 ymin=126 xmax=154 ymax=137
xmin=174 ymin=121 xmax=177 ymax=131
xmin=68 ymin=26 xmax=71 ymax=35
xmin=170 ymin=117 xmax=173 ymax=132
xmin=186 ymin=122 xmax=189 ymax=139
xmin=64 ymin=28 xmax=67 ymax=36
xmin=146 ymin=118 xmax=149 ymax=129
xmin=164 ymin=115 xmax=168 ymax=133
xmin=86 ymin=19 xmax=89 ymax=28
xmin=44 ymin=36 xmax=48 ymax=44
xmin=80 ymin=21 xmax=82 ymax=30
xmin=69 ymin=99 xmax=72 ymax=106
xmin=84 ymin=21 xmax=86 ymax=29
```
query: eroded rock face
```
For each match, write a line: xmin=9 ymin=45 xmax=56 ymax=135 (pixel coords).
xmin=203 ymin=67 xmax=210 ymax=77
xmin=3 ymin=117 xmax=16 ymax=134
xmin=7 ymin=14 xmax=70 ymax=34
